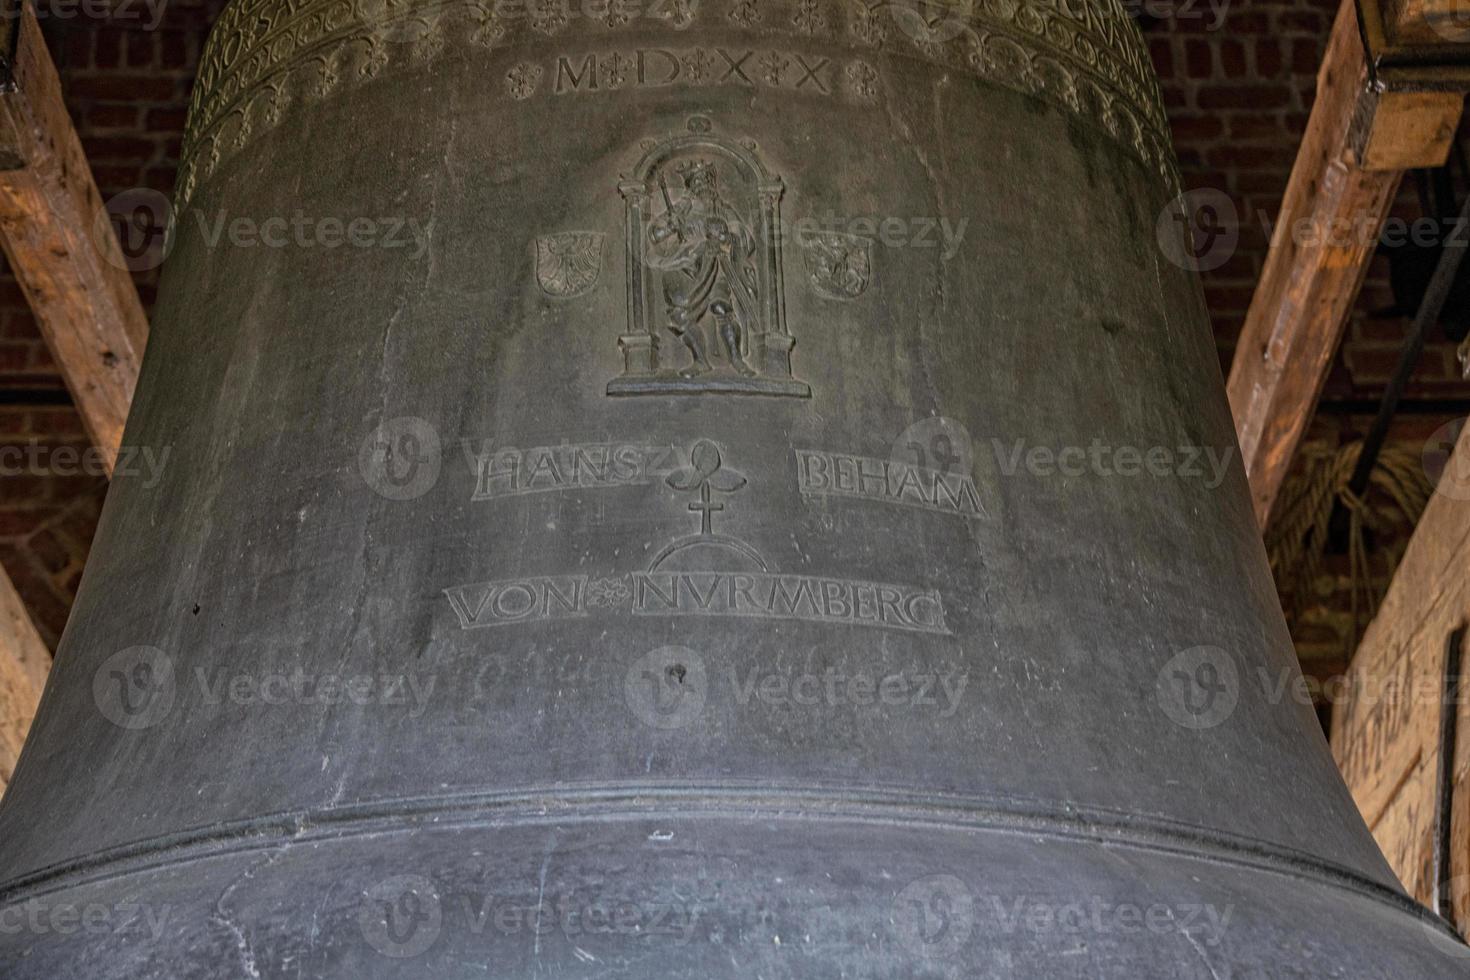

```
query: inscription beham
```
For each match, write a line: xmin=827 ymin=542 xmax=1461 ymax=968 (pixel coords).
xmin=796 ymin=449 xmax=987 ymax=518
xmin=445 ymin=571 xmax=948 ymax=634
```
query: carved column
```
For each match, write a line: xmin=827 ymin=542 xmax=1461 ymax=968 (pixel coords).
xmin=616 ymin=178 xmax=656 ymax=377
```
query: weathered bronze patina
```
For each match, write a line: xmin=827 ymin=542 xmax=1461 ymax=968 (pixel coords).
xmin=0 ymin=0 xmax=1464 ymax=974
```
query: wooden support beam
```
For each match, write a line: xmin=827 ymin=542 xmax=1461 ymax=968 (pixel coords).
xmin=1332 ymin=423 xmax=1470 ymax=937
xmin=1371 ymin=0 xmax=1470 ymax=63
xmin=0 ymin=564 xmax=50 ymax=797
xmin=1356 ymin=89 xmax=1467 ymax=170
xmin=1379 ymin=0 xmax=1459 ymax=46
xmin=0 ymin=1 xmax=147 ymax=474
xmin=1226 ymin=0 xmax=1463 ymax=529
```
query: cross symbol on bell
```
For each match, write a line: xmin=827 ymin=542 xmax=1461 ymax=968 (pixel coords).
xmin=665 ymin=439 xmax=748 ymax=535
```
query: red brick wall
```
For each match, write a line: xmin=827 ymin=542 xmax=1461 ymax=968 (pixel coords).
xmin=0 ymin=0 xmax=1466 ymax=661
xmin=0 ymin=1 xmax=224 ymax=649
xmin=1146 ymin=0 xmax=1468 ymax=396
xmin=0 ymin=406 xmax=105 ymax=648
xmin=1 ymin=1 xmax=224 ymax=393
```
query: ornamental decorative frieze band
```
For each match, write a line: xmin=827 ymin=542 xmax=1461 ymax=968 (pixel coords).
xmin=178 ymin=0 xmax=1173 ymax=207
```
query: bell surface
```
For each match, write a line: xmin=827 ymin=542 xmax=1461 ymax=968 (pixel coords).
xmin=0 ymin=0 xmax=1464 ymax=975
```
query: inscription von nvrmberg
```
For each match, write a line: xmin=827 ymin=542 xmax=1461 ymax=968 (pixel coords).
xmin=551 ymin=50 xmax=869 ymax=99
xmin=632 ymin=572 xmax=946 ymax=634
xmin=466 ymin=442 xmax=680 ymax=500
xmin=447 ymin=439 xmax=951 ymax=635
xmin=796 ymin=450 xmax=986 ymax=519
xmin=445 ymin=576 xmax=587 ymax=627
xmin=445 ymin=571 xmax=949 ymax=635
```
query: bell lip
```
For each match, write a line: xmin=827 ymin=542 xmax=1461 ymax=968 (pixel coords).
xmin=0 ymin=780 xmax=1458 ymax=942
xmin=3 ymin=786 xmax=1465 ymax=976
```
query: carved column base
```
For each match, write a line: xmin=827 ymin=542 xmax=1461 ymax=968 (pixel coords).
xmin=760 ymin=332 xmax=797 ymax=380
xmin=615 ymin=333 xmax=657 ymax=377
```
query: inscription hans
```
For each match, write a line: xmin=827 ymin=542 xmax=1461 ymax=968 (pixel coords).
xmin=470 ymin=442 xmax=680 ymax=500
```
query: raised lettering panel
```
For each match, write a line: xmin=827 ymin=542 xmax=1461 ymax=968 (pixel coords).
xmin=796 ymin=449 xmax=987 ymax=520
xmin=447 ymin=437 xmax=958 ymax=636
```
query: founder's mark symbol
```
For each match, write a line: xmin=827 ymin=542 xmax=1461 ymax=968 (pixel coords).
xmin=668 ymin=438 xmax=748 ymax=534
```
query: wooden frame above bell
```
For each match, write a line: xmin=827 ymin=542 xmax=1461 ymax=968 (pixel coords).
xmin=1359 ymin=0 xmax=1470 ymax=84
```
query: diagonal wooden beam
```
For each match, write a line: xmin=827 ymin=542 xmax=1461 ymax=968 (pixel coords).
xmin=1226 ymin=0 xmax=1463 ymax=529
xmin=0 ymin=0 xmax=148 ymax=475
xmin=0 ymin=563 xmax=50 ymax=797
xmin=0 ymin=3 xmax=148 ymax=797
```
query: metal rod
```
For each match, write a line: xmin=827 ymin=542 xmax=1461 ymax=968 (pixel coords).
xmin=0 ymin=0 xmax=18 ymax=93
xmin=1435 ymin=626 xmax=1466 ymax=920
xmin=1317 ymin=397 xmax=1470 ymax=415
xmin=1348 ymin=191 xmax=1470 ymax=496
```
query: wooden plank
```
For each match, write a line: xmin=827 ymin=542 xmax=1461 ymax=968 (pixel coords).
xmin=0 ymin=2 xmax=147 ymax=474
xmin=0 ymin=564 xmax=50 ymax=795
xmin=1225 ymin=0 xmax=1463 ymax=528
xmin=1355 ymin=90 xmax=1463 ymax=171
xmin=1381 ymin=0 xmax=1470 ymax=47
xmin=1332 ymin=419 xmax=1470 ymax=937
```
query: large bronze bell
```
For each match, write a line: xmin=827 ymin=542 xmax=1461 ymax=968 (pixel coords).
xmin=1 ymin=0 xmax=1465 ymax=975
